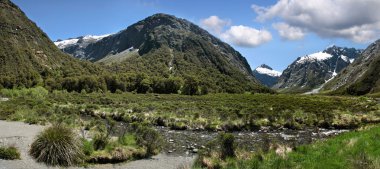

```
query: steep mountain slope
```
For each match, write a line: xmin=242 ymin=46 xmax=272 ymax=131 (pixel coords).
xmin=0 ymin=0 xmax=102 ymax=88
xmin=57 ymin=13 xmax=265 ymax=93
xmin=323 ymin=40 xmax=380 ymax=95
xmin=273 ymin=46 xmax=362 ymax=93
xmin=253 ymin=64 xmax=281 ymax=87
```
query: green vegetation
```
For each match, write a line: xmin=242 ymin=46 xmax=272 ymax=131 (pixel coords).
xmin=135 ymin=125 xmax=164 ymax=157
xmin=85 ymin=133 xmax=146 ymax=164
xmin=1 ymin=88 xmax=379 ymax=131
xmin=0 ymin=87 xmax=378 ymax=167
xmin=83 ymin=122 xmax=157 ymax=164
xmin=0 ymin=146 xmax=21 ymax=160
xmin=0 ymin=0 xmax=103 ymax=89
xmin=29 ymin=125 xmax=83 ymax=166
xmin=194 ymin=125 xmax=380 ymax=169
xmin=220 ymin=133 xmax=236 ymax=160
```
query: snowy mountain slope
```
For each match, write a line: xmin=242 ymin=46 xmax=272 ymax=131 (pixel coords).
xmin=273 ymin=46 xmax=362 ymax=93
xmin=253 ymin=64 xmax=281 ymax=87
xmin=54 ymin=34 xmax=112 ymax=60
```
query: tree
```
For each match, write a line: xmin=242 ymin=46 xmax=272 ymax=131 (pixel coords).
xmin=138 ymin=78 xmax=152 ymax=93
xmin=61 ymin=77 xmax=78 ymax=92
xmin=181 ymin=76 xmax=199 ymax=95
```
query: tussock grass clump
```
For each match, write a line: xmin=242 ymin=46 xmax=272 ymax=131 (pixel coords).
xmin=220 ymin=133 xmax=236 ymax=159
xmin=0 ymin=146 xmax=21 ymax=160
xmin=30 ymin=125 xmax=83 ymax=166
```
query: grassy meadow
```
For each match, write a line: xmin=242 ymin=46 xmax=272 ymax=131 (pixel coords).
xmin=0 ymin=87 xmax=379 ymax=131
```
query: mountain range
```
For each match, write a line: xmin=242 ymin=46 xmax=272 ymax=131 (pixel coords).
xmin=273 ymin=46 xmax=362 ymax=93
xmin=1 ymin=0 xmax=379 ymax=95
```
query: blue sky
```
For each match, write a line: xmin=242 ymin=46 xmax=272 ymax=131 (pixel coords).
xmin=12 ymin=0 xmax=378 ymax=71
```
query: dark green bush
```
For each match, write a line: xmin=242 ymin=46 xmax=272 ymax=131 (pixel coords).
xmin=0 ymin=146 xmax=21 ymax=160
xmin=219 ymin=133 xmax=236 ymax=159
xmin=29 ymin=125 xmax=83 ymax=166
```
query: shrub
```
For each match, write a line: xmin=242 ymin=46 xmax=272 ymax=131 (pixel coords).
xmin=219 ymin=133 xmax=236 ymax=159
xmin=0 ymin=146 xmax=21 ymax=160
xmin=29 ymin=125 xmax=83 ymax=166
xmin=119 ymin=133 xmax=137 ymax=147
xmin=135 ymin=126 xmax=164 ymax=157
xmin=93 ymin=134 xmax=109 ymax=151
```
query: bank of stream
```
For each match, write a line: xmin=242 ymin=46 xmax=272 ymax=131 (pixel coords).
xmin=95 ymin=117 xmax=350 ymax=157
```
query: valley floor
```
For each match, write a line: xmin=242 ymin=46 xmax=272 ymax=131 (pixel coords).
xmin=0 ymin=88 xmax=379 ymax=168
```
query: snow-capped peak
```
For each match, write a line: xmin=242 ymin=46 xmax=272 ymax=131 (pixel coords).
xmin=54 ymin=38 xmax=79 ymax=49
xmin=255 ymin=65 xmax=281 ymax=77
xmin=296 ymin=51 xmax=333 ymax=64
xmin=54 ymin=34 xmax=112 ymax=49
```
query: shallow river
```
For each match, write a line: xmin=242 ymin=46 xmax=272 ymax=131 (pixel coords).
xmin=157 ymin=127 xmax=348 ymax=157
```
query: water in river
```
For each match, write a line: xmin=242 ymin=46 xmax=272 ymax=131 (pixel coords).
xmin=157 ymin=127 xmax=349 ymax=157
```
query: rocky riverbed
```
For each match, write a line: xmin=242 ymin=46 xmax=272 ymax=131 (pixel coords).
xmin=0 ymin=119 xmax=350 ymax=169
xmin=92 ymin=117 xmax=350 ymax=157
xmin=157 ymin=127 xmax=349 ymax=157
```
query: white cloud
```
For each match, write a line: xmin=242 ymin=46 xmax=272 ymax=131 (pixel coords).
xmin=200 ymin=16 xmax=231 ymax=34
xmin=273 ymin=22 xmax=305 ymax=40
xmin=221 ymin=25 xmax=272 ymax=47
xmin=252 ymin=0 xmax=380 ymax=43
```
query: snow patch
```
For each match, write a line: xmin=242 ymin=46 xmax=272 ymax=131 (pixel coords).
xmin=54 ymin=39 xmax=79 ymax=49
xmin=340 ymin=55 xmax=349 ymax=62
xmin=349 ymin=59 xmax=355 ymax=63
xmin=255 ymin=67 xmax=281 ymax=77
xmin=54 ymin=34 xmax=111 ymax=49
xmin=297 ymin=52 xmax=333 ymax=64
xmin=83 ymin=34 xmax=111 ymax=41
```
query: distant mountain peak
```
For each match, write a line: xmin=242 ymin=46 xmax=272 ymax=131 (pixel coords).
xmin=255 ymin=65 xmax=281 ymax=77
xmin=253 ymin=64 xmax=281 ymax=87
xmin=258 ymin=64 xmax=273 ymax=70
xmin=296 ymin=51 xmax=333 ymax=64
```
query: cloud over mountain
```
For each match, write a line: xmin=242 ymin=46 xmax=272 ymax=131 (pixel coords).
xmin=252 ymin=0 xmax=380 ymax=42
xmin=201 ymin=16 xmax=272 ymax=48
xmin=200 ymin=16 xmax=230 ymax=34
xmin=221 ymin=25 xmax=272 ymax=47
